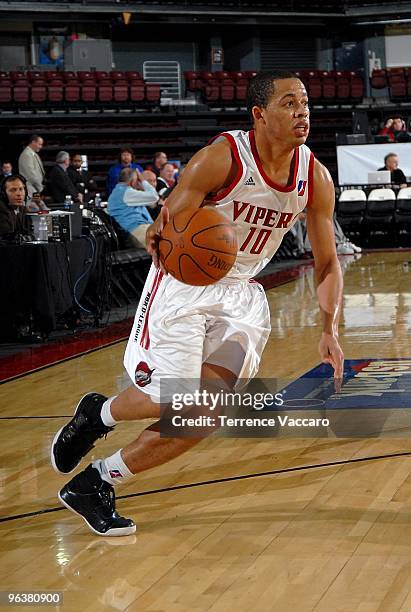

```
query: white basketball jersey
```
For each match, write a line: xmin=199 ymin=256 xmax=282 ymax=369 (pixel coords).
xmin=209 ymin=129 xmax=314 ymax=280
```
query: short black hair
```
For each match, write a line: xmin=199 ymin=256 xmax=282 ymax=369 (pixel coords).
xmin=246 ymin=70 xmax=297 ymax=118
xmin=29 ymin=134 xmax=42 ymax=144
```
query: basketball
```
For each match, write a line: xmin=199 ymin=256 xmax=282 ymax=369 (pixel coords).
xmin=159 ymin=207 xmax=238 ymax=285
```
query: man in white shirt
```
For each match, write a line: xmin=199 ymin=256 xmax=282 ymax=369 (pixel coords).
xmin=18 ymin=135 xmax=45 ymax=198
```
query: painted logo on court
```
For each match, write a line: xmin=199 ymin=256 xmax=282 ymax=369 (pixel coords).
xmin=135 ymin=361 xmax=155 ymax=387
xmin=274 ymin=359 xmax=411 ymax=410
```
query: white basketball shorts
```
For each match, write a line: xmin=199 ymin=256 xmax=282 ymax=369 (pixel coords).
xmin=123 ymin=264 xmax=271 ymax=402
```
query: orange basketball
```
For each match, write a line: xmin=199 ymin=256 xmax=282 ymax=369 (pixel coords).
xmin=159 ymin=207 xmax=238 ymax=285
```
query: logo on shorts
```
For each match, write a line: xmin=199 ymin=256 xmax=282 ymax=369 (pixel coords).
xmin=109 ymin=470 xmax=122 ymax=479
xmin=135 ymin=361 xmax=155 ymax=387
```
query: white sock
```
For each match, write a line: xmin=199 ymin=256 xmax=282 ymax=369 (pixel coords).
xmin=93 ymin=449 xmax=133 ymax=486
xmin=101 ymin=396 xmax=118 ymax=427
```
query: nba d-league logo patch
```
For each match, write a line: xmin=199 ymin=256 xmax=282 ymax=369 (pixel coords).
xmin=135 ymin=361 xmax=155 ymax=387
xmin=297 ymin=179 xmax=307 ymax=196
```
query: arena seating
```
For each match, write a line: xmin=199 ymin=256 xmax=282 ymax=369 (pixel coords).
xmin=337 ymin=187 xmax=411 ymax=247
xmin=184 ymin=69 xmax=364 ymax=105
xmin=337 ymin=189 xmax=367 ymax=241
xmin=0 ymin=70 xmax=161 ymax=108
xmin=4 ymin=105 xmax=351 ymax=193
xmin=371 ymin=67 xmax=411 ymax=101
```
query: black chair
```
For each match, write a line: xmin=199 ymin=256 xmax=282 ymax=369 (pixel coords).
xmin=364 ymin=188 xmax=396 ymax=246
xmin=395 ymin=187 xmax=411 ymax=246
xmin=337 ymin=189 xmax=366 ymax=242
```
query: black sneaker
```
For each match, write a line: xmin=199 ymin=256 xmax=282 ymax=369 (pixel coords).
xmin=58 ymin=464 xmax=136 ymax=536
xmin=51 ymin=393 xmax=114 ymax=474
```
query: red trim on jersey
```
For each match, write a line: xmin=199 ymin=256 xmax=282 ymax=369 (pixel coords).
xmin=249 ymin=129 xmax=299 ymax=193
xmin=306 ymin=151 xmax=315 ymax=208
xmin=208 ymin=132 xmax=244 ymax=202
xmin=140 ymin=269 xmax=164 ymax=350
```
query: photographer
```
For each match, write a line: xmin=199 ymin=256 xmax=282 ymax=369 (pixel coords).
xmin=0 ymin=174 xmax=29 ymax=238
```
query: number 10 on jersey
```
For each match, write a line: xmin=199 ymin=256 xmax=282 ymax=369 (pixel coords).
xmin=240 ymin=228 xmax=272 ymax=255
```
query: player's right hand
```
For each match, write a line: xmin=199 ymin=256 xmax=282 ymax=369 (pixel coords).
xmin=146 ymin=205 xmax=169 ymax=271
xmin=318 ymin=332 xmax=344 ymax=392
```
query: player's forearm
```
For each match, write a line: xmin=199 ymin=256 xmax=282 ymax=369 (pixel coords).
xmin=315 ymin=259 xmax=343 ymax=335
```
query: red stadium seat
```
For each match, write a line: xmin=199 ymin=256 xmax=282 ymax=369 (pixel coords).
xmin=81 ymin=79 xmax=97 ymax=103
xmin=78 ymin=71 xmax=96 ymax=82
xmin=63 ymin=71 xmax=77 ymax=82
xmin=125 ymin=71 xmax=141 ymax=82
xmin=387 ymin=68 xmax=406 ymax=99
xmin=184 ymin=71 xmax=203 ymax=92
xmin=13 ymin=78 xmax=29 ymax=103
xmin=334 ymin=71 xmax=350 ymax=100
xmin=145 ymin=83 xmax=161 ymax=103
xmin=305 ymin=71 xmax=322 ymax=100
xmin=44 ymin=70 xmax=63 ymax=82
xmin=214 ymin=71 xmax=231 ymax=81
xmin=10 ymin=71 xmax=25 ymax=82
xmin=371 ymin=69 xmax=387 ymax=90
xmin=205 ymin=83 xmax=220 ymax=104
xmin=95 ymin=71 xmax=110 ymax=81
xmin=0 ymin=78 xmax=12 ymax=104
xmin=31 ymin=79 xmax=47 ymax=104
xmin=48 ymin=79 xmax=64 ymax=103
xmin=110 ymin=71 xmax=127 ymax=82
xmin=97 ymin=80 xmax=113 ymax=103
xmin=321 ymin=71 xmax=336 ymax=99
xmin=406 ymin=67 xmax=411 ymax=98
xmin=113 ymin=79 xmax=129 ymax=103
xmin=28 ymin=71 xmax=44 ymax=82
xmin=129 ymin=81 xmax=145 ymax=102
xmin=220 ymin=80 xmax=235 ymax=103
xmin=350 ymin=72 xmax=364 ymax=101
xmin=65 ymin=79 xmax=80 ymax=103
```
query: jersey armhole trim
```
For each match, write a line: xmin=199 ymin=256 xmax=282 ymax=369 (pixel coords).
xmin=208 ymin=132 xmax=245 ymax=203
xmin=306 ymin=151 xmax=315 ymax=208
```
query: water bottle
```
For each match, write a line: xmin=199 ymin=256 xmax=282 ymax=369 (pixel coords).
xmin=39 ymin=216 xmax=48 ymax=242
xmin=64 ymin=195 xmax=72 ymax=211
xmin=94 ymin=193 xmax=101 ymax=208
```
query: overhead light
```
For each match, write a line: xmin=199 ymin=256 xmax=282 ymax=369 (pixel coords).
xmin=122 ymin=12 xmax=132 ymax=25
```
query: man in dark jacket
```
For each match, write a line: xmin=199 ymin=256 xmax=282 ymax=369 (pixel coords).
xmin=0 ymin=174 xmax=28 ymax=237
xmin=378 ymin=153 xmax=407 ymax=187
xmin=67 ymin=153 xmax=97 ymax=201
xmin=48 ymin=151 xmax=83 ymax=204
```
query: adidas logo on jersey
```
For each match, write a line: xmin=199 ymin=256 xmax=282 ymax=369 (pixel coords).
xmin=243 ymin=176 xmax=255 ymax=186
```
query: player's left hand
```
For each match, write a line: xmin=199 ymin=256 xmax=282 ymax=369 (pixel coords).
xmin=318 ymin=332 xmax=344 ymax=392
xmin=146 ymin=204 xmax=169 ymax=272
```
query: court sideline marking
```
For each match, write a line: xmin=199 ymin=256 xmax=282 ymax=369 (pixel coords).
xmin=1 ymin=450 xmax=410 ymax=525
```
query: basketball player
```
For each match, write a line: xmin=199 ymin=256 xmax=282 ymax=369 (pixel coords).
xmin=51 ymin=71 xmax=344 ymax=536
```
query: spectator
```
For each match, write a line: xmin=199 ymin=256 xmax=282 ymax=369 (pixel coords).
xmin=48 ymin=151 xmax=83 ymax=204
xmin=379 ymin=117 xmax=407 ymax=142
xmin=143 ymin=169 xmax=164 ymax=220
xmin=106 ymin=147 xmax=143 ymax=196
xmin=108 ymin=167 xmax=159 ymax=248
xmin=26 ymin=191 xmax=50 ymax=213
xmin=145 ymin=151 xmax=168 ymax=177
xmin=18 ymin=134 xmax=45 ymax=197
xmin=68 ymin=153 xmax=97 ymax=201
xmin=378 ymin=153 xmax=407 ymax=187
xmin=156 ymin=162 xmax=176 ymax=196
xmin=1 ymin=161 xmax=13 ymax=179
xmin=0 ymin=174 xmax=28 ymax=237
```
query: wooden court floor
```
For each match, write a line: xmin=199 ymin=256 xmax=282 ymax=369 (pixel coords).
xmin=1 ymin=251 xmax=411 ymax=611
